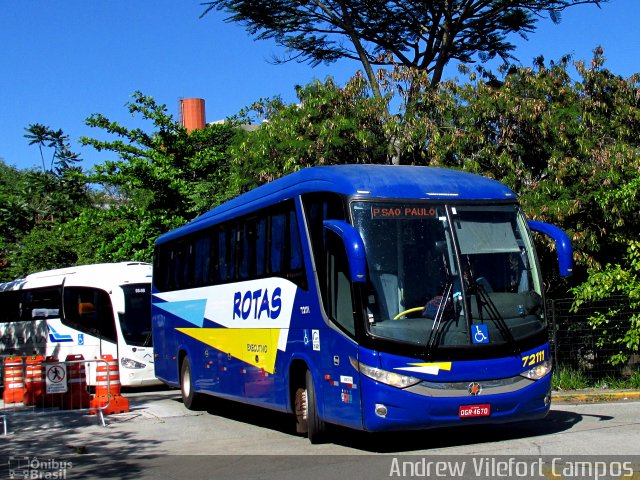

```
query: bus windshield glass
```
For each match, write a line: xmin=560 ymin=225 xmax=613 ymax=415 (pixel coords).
xmin=120 ymin=284 xmax=152 ymax=347
xmin=351 ymin=202 xmax=545 ymax=348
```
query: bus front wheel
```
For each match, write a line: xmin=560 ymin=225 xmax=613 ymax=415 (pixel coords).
xmin=180 ymin=356 xmax=204 ymax=410
xmin=305 ymin=370 xmax=327 ymax=444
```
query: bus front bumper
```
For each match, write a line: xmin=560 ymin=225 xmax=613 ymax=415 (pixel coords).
xmin=359 ymin=372 xmax=552 ymax=432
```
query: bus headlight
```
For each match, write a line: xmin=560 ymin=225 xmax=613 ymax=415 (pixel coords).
xmin=121 ymin=357 xmax=146 ymax=369
xmin=350 ymin=357 xmax=421 ymax=388
xmin=520 ymin=360 xmax=552 ymax=380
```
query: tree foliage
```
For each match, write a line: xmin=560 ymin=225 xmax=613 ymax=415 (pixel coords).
xmin=451 ymin=50 xmax=640 ymax=286
xmin=78 ymin=91 xmax=242 ymax=261
xmin=1 ymin=93 xmax=242 ymax=278
xmin=201 ymin=0 xmax=605 ymax=94
xmin=572 ymin=241 xmax=640 ymax=365
xmin=0 ymin=126 xmax=90 ymax=280
xmin=24 ymin=123 xmax=81 ymax=173
xmin=229 ymin=75 xmax=390 ymax=192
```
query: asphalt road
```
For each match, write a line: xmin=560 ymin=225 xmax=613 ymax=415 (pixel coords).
xmin=1 ymin=389 xmax=640 ymax=479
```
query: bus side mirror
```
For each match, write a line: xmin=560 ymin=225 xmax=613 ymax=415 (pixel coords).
xmin=323 ymin=220 xmax=367 ymax=283
xmin=528 ymin=220 xmax=574 ymax=277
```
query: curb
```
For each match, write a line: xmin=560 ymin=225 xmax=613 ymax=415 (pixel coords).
xmin=552 ymin=389 xmax=640 ymax=404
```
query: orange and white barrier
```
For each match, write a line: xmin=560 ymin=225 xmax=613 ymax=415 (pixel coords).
xmin=90 ymin=354 xmax=129 ymax=415
xmin=2 ymin=356 xmax=26 ymax=404
xmin=23 ymin=355 xmax=45 ymax=406
xmin=63 ymin=354 xmax=92 ymax=410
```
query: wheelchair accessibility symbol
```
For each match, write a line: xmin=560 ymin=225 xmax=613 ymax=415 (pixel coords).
xmin=472 ymin=324 xmax=489 ymax=344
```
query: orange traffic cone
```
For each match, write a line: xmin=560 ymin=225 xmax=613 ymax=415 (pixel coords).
xmin=23 ymin=355 xmax=45 ymax=406
xmin=3 ymin=356 xmax=26 ymax=404
xmin=90 ymin=354 xmax=129 ymax=415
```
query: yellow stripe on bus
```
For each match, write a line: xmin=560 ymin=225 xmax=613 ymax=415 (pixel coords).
xmin=176 ymin=327 xmax=280 ymax=374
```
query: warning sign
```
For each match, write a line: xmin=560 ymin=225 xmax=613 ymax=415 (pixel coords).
xmin=45 ymin=363 xmax=68 ymax=394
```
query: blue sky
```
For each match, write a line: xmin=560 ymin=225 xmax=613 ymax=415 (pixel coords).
xmin=1 ymin=0 xmax=638 ymax=171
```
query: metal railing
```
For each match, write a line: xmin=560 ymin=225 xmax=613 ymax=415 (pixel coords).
xmin=548 ymin=295 xmax=640 ymax=380
xmin=0 ymin=358 xmax=111 ymax=434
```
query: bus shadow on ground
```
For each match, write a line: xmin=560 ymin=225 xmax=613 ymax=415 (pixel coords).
xmin=185 ymin=395 xmax=592 ymax=453
xmin=329 ymin=410 xmax=589 ymax=452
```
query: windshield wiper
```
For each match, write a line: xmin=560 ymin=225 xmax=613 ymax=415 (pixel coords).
xmin=458 ymin=255 xmax=518 ymax=353
xmin=426 ymin=281 xmax=453 ymax=351
xmin=471 ymin=280 xmax=518 ymax=354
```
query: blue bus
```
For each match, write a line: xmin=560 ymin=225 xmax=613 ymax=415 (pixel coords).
xmin=151 ymin=165 xmax=572 ymax=443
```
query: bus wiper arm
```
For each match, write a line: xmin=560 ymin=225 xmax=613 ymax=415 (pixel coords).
xmin=474 ymin=283 xmax=517 ymax=352
xmin=427 ymin=282 xmax=453 ymax=351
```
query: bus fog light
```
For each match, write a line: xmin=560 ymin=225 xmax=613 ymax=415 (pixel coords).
xmin=375 ymin=404 xmax=388 ymax=418
xmin=121 ymin=357 xmax=146 ymax=369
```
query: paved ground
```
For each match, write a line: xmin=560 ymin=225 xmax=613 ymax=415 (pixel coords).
xmin=1 ymin=388 xmax=639 ymax=479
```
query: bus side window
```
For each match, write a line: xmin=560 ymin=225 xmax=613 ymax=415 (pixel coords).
xmin=0 ymin=291 xmax=21 ymax=322
xmin=193 ymin=235 xmax=211 ymax=288
xmin=153 ymin=247 xmax=168 ymax=292
xmin=301 ymin=191 xmax=347 ymax=300
xmin=255 ymin=217 xmax=267 ymax=277
xmin=63 ymin=287 xmax=117 ymax=343
xmin=239 ymin=219 xmax=257 ymax=280
xmin=324 ymin=230 xmax=356 ymax=336
xmin=78 ymin=302 xmax=95 ymax=315
xmin=270 ymin=213 xmax=286 ymax=273
xmin=289 ymin=209 xmax=303 ymax=271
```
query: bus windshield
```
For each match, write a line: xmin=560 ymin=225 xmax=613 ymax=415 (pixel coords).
xmin=120 ymin=284 xmax=152 ymax=347
xmin=352 ymin=201 xmax=545 ymax=348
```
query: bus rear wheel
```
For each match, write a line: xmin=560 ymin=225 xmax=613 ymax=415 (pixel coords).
xmin=180 ymin=356 xmax=204 ymax=410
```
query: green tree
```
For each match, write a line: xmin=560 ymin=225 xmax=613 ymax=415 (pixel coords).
xmin=0 ymin=161 xmax=32 ymax=274
xmin=572 ymin=241 xmax=640 ymax=366
xmin=229 ymin=75 xmax=390 ymax=192
xmin=0 ymin=131 xmax=90 ymax=280
xmin=24 ymin=124 xmax=81 ymax=173
xmin=201 ymin=0 xmax=606 ymax=96
xmin=78 ymin=91 xmax=243 ymax=261
xmin=375 ymin=50 xmax=639 ymax=283
xmin=6 ymin=225 xmax=78 ymax=279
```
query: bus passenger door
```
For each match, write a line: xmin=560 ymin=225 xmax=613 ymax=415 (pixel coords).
xmin=318 ymin=229 xmax=363 ymax=430
xmin=61 ymin=287 xmax=118 ymax=384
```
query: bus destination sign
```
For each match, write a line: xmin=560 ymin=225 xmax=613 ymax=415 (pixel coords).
xmin=371 ymin=205 xmax=437 ymax=219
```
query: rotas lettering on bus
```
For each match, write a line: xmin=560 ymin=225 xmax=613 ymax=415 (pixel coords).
xmin=233 ymin=287 xmax=282 ymax=320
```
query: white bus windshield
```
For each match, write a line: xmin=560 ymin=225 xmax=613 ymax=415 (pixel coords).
xmin=120 ymin=284 xmax=153 ymax=347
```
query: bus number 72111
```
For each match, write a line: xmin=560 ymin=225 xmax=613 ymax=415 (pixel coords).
xmin=522 ymin=350 xmax=545 ymax=368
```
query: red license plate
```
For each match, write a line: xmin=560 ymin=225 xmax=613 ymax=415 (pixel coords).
xmin=459 ymin=404 xmax=491 ymax=418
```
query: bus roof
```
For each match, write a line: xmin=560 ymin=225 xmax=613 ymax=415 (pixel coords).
xmin=0 ymin=262 xmax=151 ymax=291
xmin=157 ymin=165 xmax=517 ymax=244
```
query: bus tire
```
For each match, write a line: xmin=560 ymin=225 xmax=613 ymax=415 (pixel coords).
xmin=305 ymin=370 xmax=327 ymax=444
xmin=180 ymin=356 xmax=203 ymax=410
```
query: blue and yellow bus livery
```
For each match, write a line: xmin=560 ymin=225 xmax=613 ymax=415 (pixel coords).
xmin=151 ymin=165 xmax=572 ymax=443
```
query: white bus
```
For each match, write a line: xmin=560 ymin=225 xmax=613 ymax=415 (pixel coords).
xmin=0 ymin=262 xmax=159 ymax=387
